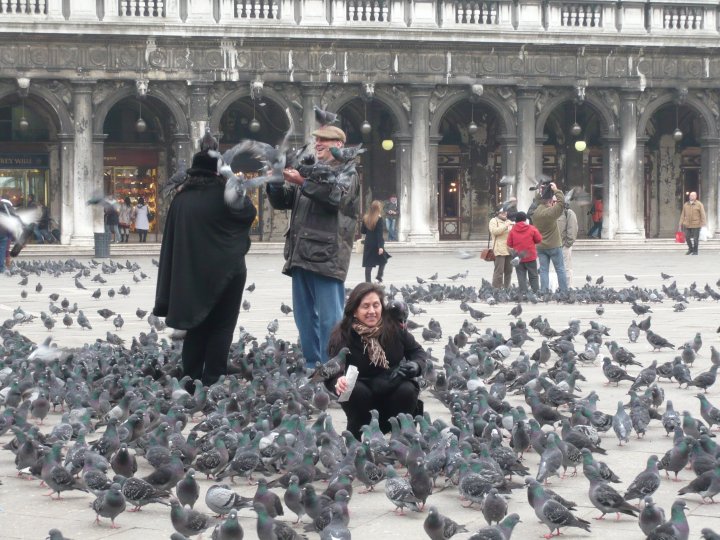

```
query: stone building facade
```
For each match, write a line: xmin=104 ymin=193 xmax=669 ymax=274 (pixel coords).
xmin=0 ymin=0 xmax=719 ymax=244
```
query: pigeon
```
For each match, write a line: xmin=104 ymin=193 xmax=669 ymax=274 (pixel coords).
xmin=623 ymin=455 xmax=660 ymax=501
xmin=253 ymin=478 xmax=284 ymax=518
xmin=170 ymin=499 xmax=215 ymax=538
xmin=536 ymin=433 xmax=564 ymax=484
xmin=121 ymin=476 xmax=171 ymax=511
xmin=526 ymin=478 xmax=591 ymax=538
xmin=91 ymin=482 xmax=126 ymax=528
xmin=384 ymin=465 xmax=421 ymax=514
xmin=205 ymin=484 xmax=253 ymax=517
xmin=255 ymin=502 xmax=303 ymax=540
xmin=283 ymin=475 xmax=306 ymax=523
xmin=585 ymin=466 xmax=638 ymax=520
xmin=481 ymin=488 xmax=508 ymax=525
xmin=612 ymin=401 xmax=632 ymax=446
xmin=211 ymin=509 xmax=244 ymax=540
xmin=136 ymin=308 xmax=147 ymax=319
xmin=467 ymin=514 xmax=521 ymax=540
xmin=639 ymin=496 xmax=665 ymax=535
xmin=309 ymin=347 xmax=349 ymax=383
xmin=423 ymin=506 xmax=468 ymax=540
xmin=627 ymin=321 xmax=640 ymax=343
xmin=624 ymin=274 xmax=638 ymax=282
xmin=647 ymin=499 xmax=688 ymax=540
xmin=176 ymin=469 xmax=200 ymax=509
xmin=280 ymin=302 xmax=293 ymax=315
xmin=647 ymin=330 xmax=675 ymax=351
xmin=677 ymin=460 xmax=720 ymax=502
xmin=314 ymin=105 xmax=338 ymax=125
xmin=330 ymin=145 xmax=366 ymax=162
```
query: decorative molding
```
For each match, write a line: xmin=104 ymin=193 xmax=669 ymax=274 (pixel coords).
xmin=595 ymin=89 xmax=620 ymax=123
xmin=92 ymin=81 xmax=128 ymax=107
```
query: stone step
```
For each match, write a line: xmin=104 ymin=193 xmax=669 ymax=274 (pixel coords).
xmin=15 ymin=237 xmax=718 ymax=259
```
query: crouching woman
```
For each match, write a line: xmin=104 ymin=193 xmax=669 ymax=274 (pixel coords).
xmin=326 ymin=282 xmax=426 ymax=440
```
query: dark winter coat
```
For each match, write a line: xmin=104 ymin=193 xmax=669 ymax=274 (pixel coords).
xmin=327 ymin=326 xmax=426 ymax=393
xmin=105 ymin=205 xmax=120 ymax=226
xmin=361 ymin=219 xmax=386 ymax=268
xmin=506 ymin=221 xmax=542 ymax=262
xmin=266 ymin=170 xmax=360 ymax=282
xmin=153 ymin=174 xmax=256 ymax=329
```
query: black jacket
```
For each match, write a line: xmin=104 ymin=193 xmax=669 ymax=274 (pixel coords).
xmin=327 ymin=327 xmax=426 ymax=391
xmin=361 ymin=220 xmax=386 ymax=268
xmin=266 ymin=172 xmax=360 ymax=282
xmin=153 ymin=176 xmax=257 ymax=329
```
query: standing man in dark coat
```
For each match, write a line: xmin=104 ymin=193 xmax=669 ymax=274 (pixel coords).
xmin=266 ymin=124 xmax=360 ymax=368
xmin=361 ymin=200 xmax=388 ymax=283
xmin=153 ymin=144 xmax=257 ymax=387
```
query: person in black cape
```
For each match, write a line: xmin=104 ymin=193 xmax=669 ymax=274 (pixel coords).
xmin=361 ymin=200 xmax=389 ymax=283
xmin=153 ymin=146 xmax=257 ymax=387
xmin=327 ymin=282 xmax=426 ymax=440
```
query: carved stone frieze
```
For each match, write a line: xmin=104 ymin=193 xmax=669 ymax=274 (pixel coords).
xmin=273 ymin=83 xmax=301 ymax=107
xmin=429 ymin=86 xmax=461 ymax=116
xmin=319 ymin=84 xmax=343 ymax=111
xmin=389 ymin=85 xmax=410 ymax=114
xmin=164 ymin=81 xmax=189 ymax=108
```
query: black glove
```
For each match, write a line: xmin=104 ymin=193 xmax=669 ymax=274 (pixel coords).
xmin=397 ymin=361 xmax=421 ymax=379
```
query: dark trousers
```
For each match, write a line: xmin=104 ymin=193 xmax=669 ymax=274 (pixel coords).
xmin=341 ymin=379 xmax=418 ymax=440
xmin=492 ymin=255 xmax=512 ymax=288
xmin=137 ymin=229 xmax=148 ymax=242
xmin=119 ymin=225 xmax=130 ymax=242
xmin=515 ymin=260 xmax=539 ymax=293
xmin=685 ymin=227 xmax=700 ymax=253
xmin=364 ymin=264 xmax=385 ymax=283
xmin=182 ymin=272 xmax=246 ymax=386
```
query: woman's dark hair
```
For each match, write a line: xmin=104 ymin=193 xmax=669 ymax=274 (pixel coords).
xmin=328 ymin=282 xmax=399 ymax=356
xmin=124 ymin=196 xmax=131 ymax=206
xmin=137 ymin=196 xmax=145 ymax=205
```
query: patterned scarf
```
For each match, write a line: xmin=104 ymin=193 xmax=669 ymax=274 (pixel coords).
xmin=352 ymin=319 xmax=389 ymax=369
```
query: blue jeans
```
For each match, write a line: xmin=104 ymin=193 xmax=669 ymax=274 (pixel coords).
xmin=385 ymin=217 xmax=398 ymax=241
xmin=588 ymin=220 xmax=602 ymax=238
xmin=537 ymin=247 xmax=568 ymax=292
xmin=291 ymin=267 xmax=345 ymax=368
xmin=105 ymin=223 xmax=120 ymax=242
xmin=0 ymin=236 xmax=7 ymax=271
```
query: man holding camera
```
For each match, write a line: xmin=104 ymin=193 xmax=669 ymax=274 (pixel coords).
xmin=531 ymin=181 xmax=568 ymax=292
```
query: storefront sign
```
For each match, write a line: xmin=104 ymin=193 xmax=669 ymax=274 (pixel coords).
xmin=104 ymin=148 xmax=158 ymax=167
xmin=0 ymin=154 xmax=49 ymax=168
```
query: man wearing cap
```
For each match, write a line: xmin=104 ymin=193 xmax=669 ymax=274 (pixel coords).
xmin=531 ymin=181 xmax=568 ymax=292
xmin=267 ymin=125 xmax=361 ymax=368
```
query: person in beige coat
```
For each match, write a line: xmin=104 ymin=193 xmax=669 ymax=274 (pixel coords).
xmin=556 ymin=202 xmax=578 ymax=287
xmin=679 ymin=191 xmax=706 ymax=255
xmin=489 ymin=208 xmax=513 ymax=289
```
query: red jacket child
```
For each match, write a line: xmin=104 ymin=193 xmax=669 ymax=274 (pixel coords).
xmin=506 ymin=213 xmax=542 ymax=263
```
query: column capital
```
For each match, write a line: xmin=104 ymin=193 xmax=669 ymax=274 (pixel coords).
xmin=700 ymin=136 xmax=720 ymax=147
xmin=188 ymin=80 xmax=213 ymax=90
xmin=408 ymin=84 xmax=436 ymax=98
xmin=516 ymin=86 xmax=542 ymax=99
xmin=620 ymin=89 xmax=642 ymax=100
xmin=429 ymin=135 xmax=443 ymax=145
xmin=93 ymin=134 xmax=108 ymax=143
xmin=70 ymin=80 xmax=96 ymax=90
xmin=602 ymin=135 xmax=622 ymax=144
xmin=300 ymin=82 xmax=325 ymax=96
xmin=394 ymin=134 xmax=412 ymax=144
xmin=497 ymin=135 xmax=518 ymax=145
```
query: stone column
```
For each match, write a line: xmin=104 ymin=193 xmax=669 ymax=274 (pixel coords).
xmin=602 ymin=136 xmax=621 ymax=239
xmin=700 ymin=137 xmax=720 ymax=238
xmin=497 ymin=135 xmax=518 ymax=202
xmin=407 ymin=86 xmax=435 ymax=243
xmin=301 ymin=83 xmax=324 ymax=142
xmin=616 ymin=90 xmax=644 ymax=238
xmin=57 ymin=134 xmax=74 ymax=244
xmin=395 ymin=134 xmax=412 ymax=241
xmin=189 ymin=82 xmax=211 ymax=150
xmin=428 ymin=135 xmax=442 ymax=239
xmin=516 ymin=88 xmax=538 ymax=212
xmin=70 ymin=82 xmax=96 ymax=246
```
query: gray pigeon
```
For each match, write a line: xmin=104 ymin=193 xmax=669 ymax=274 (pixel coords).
xmin=385 ymin=465 xmax=421 ymax=514
xmin=585 ymin=467 xmax=638 ymax=520
xmin=623 ymin=455 xmax=660 ymax=501
xmin=481 ymin=488 xmax=508 ymax=525
xmin=205 ymin=484 xmax=253 ymax=517
xmin=423 ymin=506 xmax=468 ymax=540
xmin=91 ymin=482 xmax=126 ymax=528
xmin=612 ymin=401 xmax=632 ymax=446
xmin=170 ymin=499 xmax=215 ymax=538
xmin=638 ymin=496 xmax=665 ymax=536
xmin=211 ymin=509 xmax=244 ymax=540
xmin=468 ymin=513 xmax=521 ymax=540
xmin=526 ymin=478 xmax=591 ymax=537
xmin=176 ymin=468 xmax=200 ymax=509
xmin=536 ymin=433 xmax=563 ymax=483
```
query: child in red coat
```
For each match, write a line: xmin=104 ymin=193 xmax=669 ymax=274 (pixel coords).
xmin=506 ymin=211 xmax=542 ymax=293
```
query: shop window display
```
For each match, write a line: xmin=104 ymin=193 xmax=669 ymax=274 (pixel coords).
xmin=103 ymin=166 xmax=158 ymax=234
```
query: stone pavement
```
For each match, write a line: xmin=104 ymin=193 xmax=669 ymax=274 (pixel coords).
xmin=0 ymin=250 xmax=719 ymax=539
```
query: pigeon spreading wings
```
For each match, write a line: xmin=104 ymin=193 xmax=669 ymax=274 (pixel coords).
xmin=314 ymin=105 xmax=338 ymax=125
xmin=0 ymin=202 xmax=41 ymax=256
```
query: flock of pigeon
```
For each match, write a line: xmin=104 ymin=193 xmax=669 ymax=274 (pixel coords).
xmin=0 ymin=256 xmax=720 ymax=540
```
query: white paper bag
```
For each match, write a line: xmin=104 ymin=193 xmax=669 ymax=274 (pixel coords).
xmin=338 ymin=365 xmax=358 ymax=402
xmin=699 ymin=226 xmax=709 ymax=241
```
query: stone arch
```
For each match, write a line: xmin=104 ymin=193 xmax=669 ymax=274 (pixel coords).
xmin=93 ymin=85 xmax=188 ymax=136
xmin=535 ymin=90 xmax=618 ymax=139
xmin=637 ymin=92 xmax=718 ymax=139
xmin=326 ymin=87 xmax=411 ymax=137
xmin=430 ymin=88 xmax=516 ymax=138
xmin=0 ymin=85 xmax=73 ymax=135
xmin=209 ymin=86 xmax=300 ymax=137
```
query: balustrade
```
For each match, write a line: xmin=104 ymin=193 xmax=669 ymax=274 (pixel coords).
xmin=0 ymin=0 xmax=46 ymax=14
xmin=235 ymin=0 xmax=279 ymax=19
xmin=455 ymin=2 xmax=499 ymax=25
xmin=346 ymin=0 xmax=389 ymax=22
xmin=561 ymin=3 xmax=601 ymax=27
xmin=118 ymin=0 xmax=165 ymax=17
xmin=663 ymin=6 xmax=703 ymax=30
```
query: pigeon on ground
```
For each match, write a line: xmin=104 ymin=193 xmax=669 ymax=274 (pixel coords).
xmin=91 ymin=482 xmax=126 ymax=528
xmin=467 ymin=514 xmax=521 ymax=540
xmin=481 ymin=488 xmax=508 ymax=525
xmin=526 ymin=478 xmax=591 ymax=538
xmin=623 ymin=455 xmax=660 ymax=501
xmin=211 ymin=509 xmax=244 ymax=540
xmin=423 ymin=506 xmax=468 ymax=540
xmin=612 ymin=401 xmax=632 ymax=446
xmin=646 ymin=499 xmax=688 ymax=540
xmin=170 ymin=499 xmax=215 ymax=537
xmin=205 ymin=484 xmax=253 ymax=517
xmin=585 ymin=467 xmax=639 ymax=520
xmin=176 ymin=469 xmax=200 ymax=509
xmin=385 ymin=465 xmax=421 ymax=514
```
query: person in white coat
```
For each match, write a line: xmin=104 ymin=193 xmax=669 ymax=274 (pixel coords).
xmin=556 ymin=199 xmax=578 ymax=287
xmin=134 ymin=196 xmax=150 ymax=243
